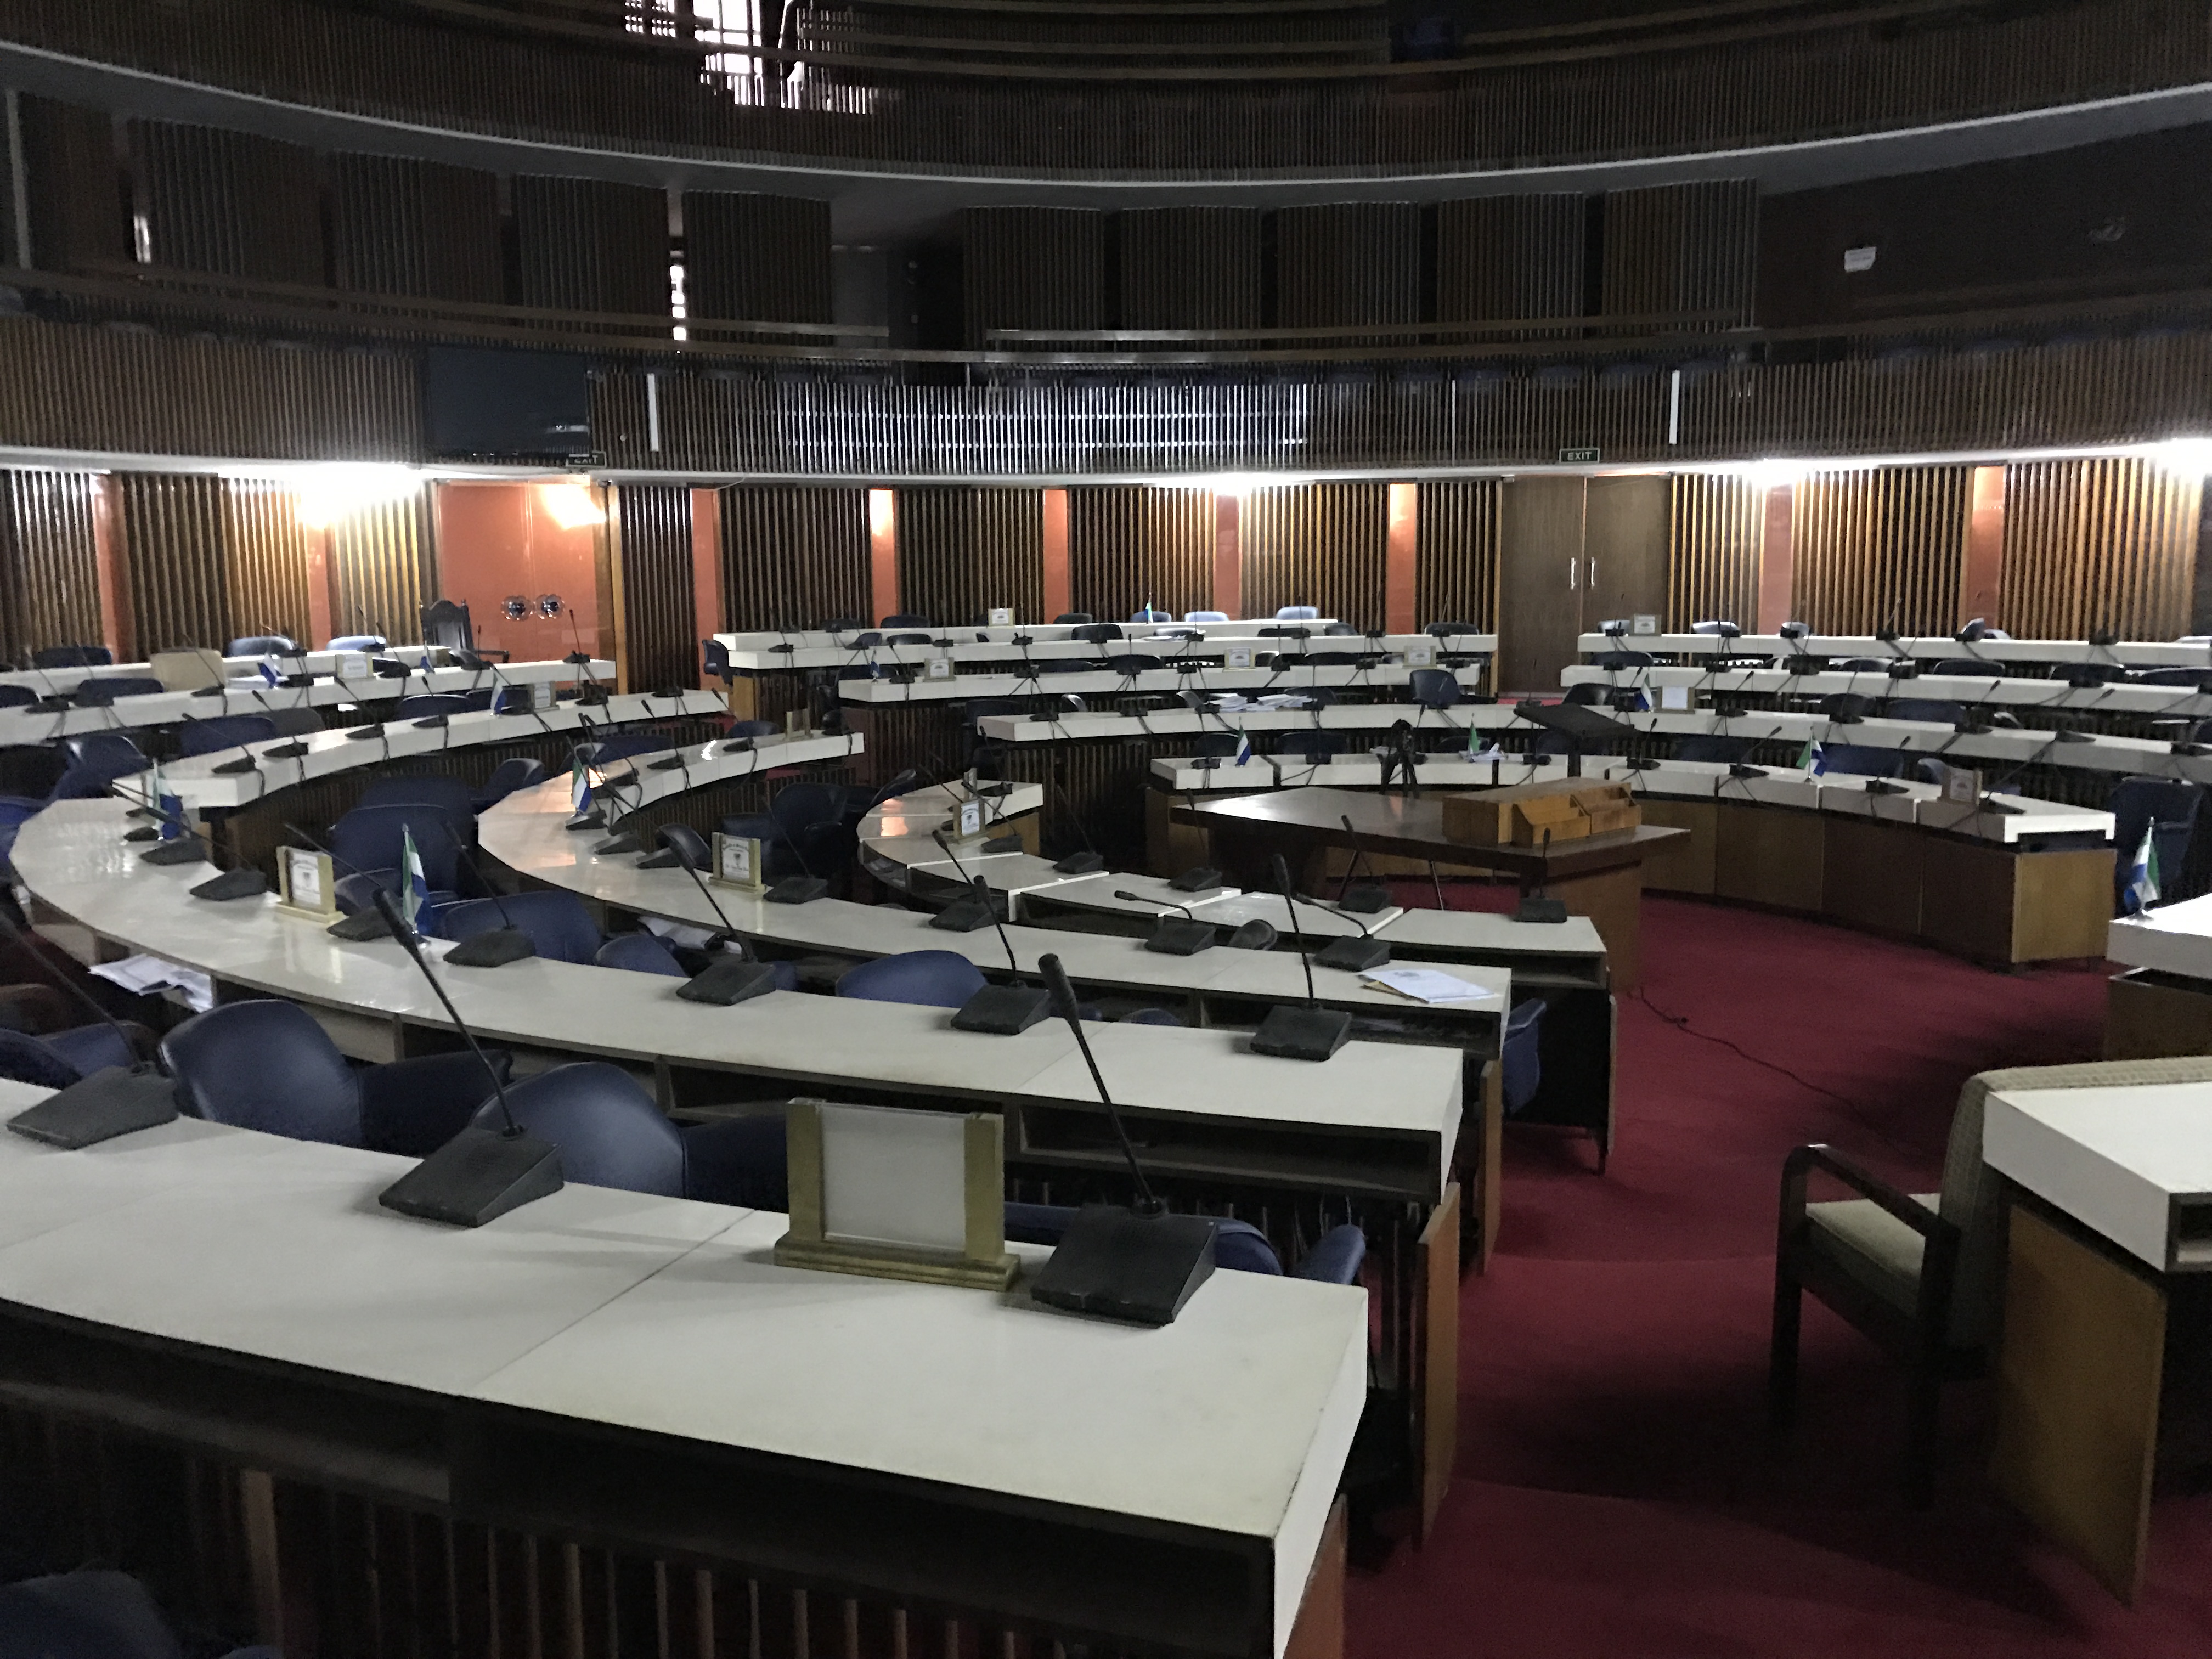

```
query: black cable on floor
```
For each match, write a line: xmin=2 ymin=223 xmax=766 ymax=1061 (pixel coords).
xmin=1629 ymin=987 xmax=1862 ymax=1113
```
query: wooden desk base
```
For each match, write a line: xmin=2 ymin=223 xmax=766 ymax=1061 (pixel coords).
xmin=2106 ymin=969 xmax=2212 ymax=1060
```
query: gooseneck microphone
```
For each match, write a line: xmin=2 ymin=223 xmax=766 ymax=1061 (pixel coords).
xmin=924 ymin=827 xmax=1002 ymax=936
xmin=369 ymin=887 xmax=564 ymax=1227
xmin=1248 ymin=854 xmax=1353 ymax=1061
xmin=648 ymin=824 xmax=781 ymax=1006
xmin=284 ymin=820 xmax=397 ymax=940
xmin=434 ymin=821 xmax=537 ymax=968
xmin=1025 ymin=953 xmax=1217 ymax=1326
xmin=1335 ymin=811 xmax=1390 ymax=912
xmin=115 ymin=786 xmax=270 ymax=902
xmin=762 ymin=817 xmax=833 ymax=905
xmin=0 ymin=907 xmax=180 ymax=1148
xmin=930 ymin=830 xmax=1052 ymax=1032
xmin=1114 ymin=888 xmax=1216 ymax=956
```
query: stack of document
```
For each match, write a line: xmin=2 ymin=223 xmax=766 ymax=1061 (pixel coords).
xmin=89 ymin=953 xmax=216 ymax=1013
xmin=1359 ymin=967 xmax=1495 ymax=1005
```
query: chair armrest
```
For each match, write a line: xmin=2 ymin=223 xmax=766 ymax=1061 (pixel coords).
xmin=681 ymin=1114 xmax=787 ymax=1210
xmin=360 ymin=1049 xmax=513 ymax=1157
xmin=1292 ymin=1223 xmax=1368 ymax=1285
xmin=1780 ymin=1143 xmax=1940 ymax=1237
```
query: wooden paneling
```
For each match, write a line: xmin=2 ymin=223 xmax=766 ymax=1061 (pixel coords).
xmin=1066 ymin=485 xmax=1213 ymax=623
xmin=684 ymin=192 xmax=833 ymax=323
xmin=17 ymin=95 xmax=125 ymax=273
xmin=1119 ymin=207 xmax=1264 ymax=331
xmin=328 ymin=152 xmax=504 ymax=303
xmin=1791 ymin=465 xmax=1968 ymax=636
xmin=1414 ymin=478 xmax=1498 ymax=629
xmin=0 ymin=470 xmax=102 ymax=665
xmin=2001 ymin=457 xmax=2200 ymax=641
xmin=131 ymin=120 xmax=325 ymax=285
xmin=328 ymin=488 xmax=436 ymax=647
xmin=116 ymin=474 xmax=232 ymax=654
xmin=511 ymin=174 xmax=668 ymax=317
xmin=1583 ymin=474 xmax=1669 ymax=626
xmin=1239 ymin=482 xmax=1388 ymax=629
xmin=1496 ymin=476 xmax=1584 ymax=695
xmin=218 ymin=477 xmax=314 ymax=649
xmin=1668 ymin=473 xmax=1763 ymax=630
xmin=1602 ymin=181 xmax=1758 ymax=326
xmin=895 ymin=486 xmax=1042 ymax=627
xmin=718 ymin=484 xmax=870 ymax=632
xmin=1276 ymin=204 xmax=1421 ymax=329
xmin=1436 ymin=195 xmax=1584 ymax=327
xmin=611 ymin=482 xmax=697 ymax=693
xmin=961 ymin=207 xmax=1106 ymax=347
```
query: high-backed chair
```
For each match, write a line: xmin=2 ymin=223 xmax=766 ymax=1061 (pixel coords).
xmin=472 ymin=757 xmax=547 ymax=810
xmin=594 ymin=933 xmax=687 ymax=976
xmin=1183 ymin=610 xmax=1228 ymax=623
xmin=33 ymin=645 xmax=111 ymax=669
xmin=72 ymin=676 xmax=162 ymax=707
xmin=177 ymin=714 xmax=276 ymax=756
xmin=355 ymin=773 xmax=480 ymax=819
xmin=328 ymin=804 xmax=471 ymax=898
xmin=1816 ymin=743 xmax=1906 ymax=778
xmin=1770 ymin=1054 xmax=2212 ymax=1504
xmin=834 ymin=950 xmax=986 ymax=1009
xmin=880 ymin=612 xmax=931 ymax=628
xmin=227 ymin=634 xmax=296 ymax=658
xmin=160 ymin=998 xmax=505 ymax=1154
xmin=266 ymin=707 xmax=326 ymax=737
xmin=437 ymin=891 xmax=603 ymax=964
xmin=421 ymin=599 xmax=506 ymax=660
xmin=2109 ymin=775 xmax=2203 ymax=907
xmin=0 ymin=685 xmax=33 ymax=709
xmin=1500 ymin=1000 xmax=1545 ymax=1114
xmin=1407 ymin=668 xmax=1463 ymax=710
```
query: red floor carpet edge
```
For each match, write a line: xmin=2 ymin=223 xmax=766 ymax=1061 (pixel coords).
xmin=1345 ymin=890 xmax=2212 ymax=1658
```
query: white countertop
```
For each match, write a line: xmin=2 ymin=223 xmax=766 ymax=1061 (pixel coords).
xmin=2107 ymin=890 xmax=2212 ymax=980
xmin=1575 ymin=631 xmax=2212 ymax=668
xmin=1984 ymin=1080 xmax=2212 ymax=1270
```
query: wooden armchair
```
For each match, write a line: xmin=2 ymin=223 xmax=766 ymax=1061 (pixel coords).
xmin=1770 ymin=1056 xmax=2212 ymax=1505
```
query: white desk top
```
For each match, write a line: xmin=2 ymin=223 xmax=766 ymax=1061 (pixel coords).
xmin=0 ymin=646 xmax=447 ymax=694
xmin=2107 ymin=891 xmax=2212 ymax=980
xmin=1563 ymin=662 xmax=2212 ymax=719
xmin=1984 ymin=1080 xmax=2212 ymax=1270
xmin=837 ymin=662 xmax=1483 ymax=706
xmin=717 ymin=627 xmax=1485 ymax=675
xmin=1576 ymin=631 xmax=2212 ymax=668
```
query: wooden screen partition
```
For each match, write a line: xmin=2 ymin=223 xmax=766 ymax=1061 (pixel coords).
xmin=1119 ymin=207 xmax=1265 ymax=331
xmin=1276 ymin=204 xmax=1422 ymax=329
xmin=610 ymin=483 xmax=697 ymax=695
xmin=1790 ymin=465 xmax=1969 ymax=636
xmin=1414 ymin=478 xmax=1499 ymax=629
xmin=328 ymin=488 xmax=437 ymax=650
xmin=1435 ymin=194 xmax=1585 ymax=334
xmin=328 ymin=152 xmax=504 ymax=304
xmin=510 ymin=174 xmax=668 ymax=318
xmin=115 ymin=475 xmax=237 ymax=656
xmin=682 ymin=191 xmax=833 ymax=324
xmin=1067 ymin=485 xmax=1215 ymax=623
xmin=2001 ymin=457 xmax=2201 ymax=641
xmin=1668 ymin=472 xmax=1764 ymax=630
xmin=218 ymin=478 xmax=317 ymax=650
xmin=718 ymin=484 xmax=870 ymax=634
xmin=895 ymin=487 xmax=1043 ymax=628
xmin=962 ymin=207 xmax=1107 ymax=349
xmin=0 ymin=470 xmax=103 ymax=663
xmin=1240 ymin=483 xmax=1389 ymax=629
xmin=130 ymin=119 xmax=326 ymax=286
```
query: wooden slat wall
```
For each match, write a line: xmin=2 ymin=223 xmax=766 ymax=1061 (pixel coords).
xmin=329 ymin=488 xmax=438 ymax=646
xmin=1066 ymin=485 xmax=1214 ymax=622
xmin=1436 ymin=195 xmax=1584 ymax=326
xmin=1790 ymin=465 xmax=1968 ymax=636
xmin=18 ymin=95 xmax=126 ymax=273
xmin=896 ymin=486 xmax=1043 ymax=626
xmin=611 ymin=482 xmax=697 ymax=692
xmin=1667 ymin=473 xmax=1764 ymax=629
xmin=683 ymin=192 xmax=833 ymax=322
xmin=328 ymin=152 xmax=504 ymax=303
xmin=1276 ymin=204 xmax=1421 ymax=328
xmin=718 ymin=484 xmax=870 ymax=631
xmin=511 ymin=175 xmax=669 ymax=316
xmin=131 ymin=119 xmax=326 ymax=285
xmin=219 ymin=478 xmax=314 ymax=648
xmin=2001 ymin=456 xmax=2202 ymax=640
xmin=1240 ymin=482 xmax=1389 ymax=628
xmin=961 ymin=207 xmax=1107 ymax=348
xmin=1118 ymin=208 xmax=1265 ymax=331
xmin=117 ymin=474 xmax=232 ymax=654
xmin=1414 ymin=478 xmax=1499 ymax=628
xmin=1602 ymin=181 xmax=1758 ymax=326
xmin=0 ymin=470 xmax=102 ymax=664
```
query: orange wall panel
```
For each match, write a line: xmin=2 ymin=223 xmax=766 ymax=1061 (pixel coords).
xmin=434 ymin=482 xmax=606 ymax=663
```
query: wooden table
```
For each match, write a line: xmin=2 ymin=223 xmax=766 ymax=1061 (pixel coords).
xmin=1172 ymin=786 xmax=1682 ymax=991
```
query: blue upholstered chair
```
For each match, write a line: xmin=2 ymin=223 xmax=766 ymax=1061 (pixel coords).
xmin=472 ymin=756 xmax=547 ymax=810
xmin=61 ymin=732 xmax=148 ymax=775
xmin=328 ymin=634 xmax=387 ymax=653
xmin=177 ymin=714 xmax=277 ymax=756
xmin=595 ymin=932 xmax=687 ymax=976
xmin=159 ymin=998 xmax=505 ymax=1155
xmin=721 ymin=780 xmax=854 ymax=883
xmin=227 ymin=634 xmax=297 ymax=658
xmin=328 ymin=804 xmax=471 ymax=898
xmin=437 ymin=890 xmax=603 ymax=964
xmin=33 ymin=644 xmax=111 ymax=668
xmin=71 ymin=676 xmax=163 ymax=707
xmin=332 ymin=871 xmax=460 ymax=921
xmin=1407 ymin=668 xmax=1463 ymax=710
xmin=1502 ymin=999 xmax=1545 ymax=1115
xmin=396 ymin=693 xmax=469 ymax=720
xmin=2109 ymin=776 xmax=2204 ymax=908
xmin=0 ymin=1022 xmax=140 ymax=1090
xmin=1183 ymin=610 xmax=1228 ymax=623
xmin=1275 ymin=606 xmax=1321 ymax=621
xmin=1817 ymin=743 xmax=1908 ymax=778
xmin=355 ymin=773 xmax=480 ymax=819
xmin=834 ymin=950 xmax=986 ymax=1009
xmin=0 ymin=685 xmax=36 ymax=709
xmin=1672 ymin=735 xmax=1752 ymax=765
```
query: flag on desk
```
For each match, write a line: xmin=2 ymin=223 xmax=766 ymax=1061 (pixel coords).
xmin=2125 ymin=823 xmax=2161 ymax=914
xmin=399 ymin=824 xmax=428 ymax=929
xmin=1798 ymin=738 xmax=1828 ymax=776
xmin=1233 ymin=729 xmax=1252 ymax=766
xmin=257 ymin=661 xmax=280 ymax=687
xmin=569 ymin=758 xmax=592 ymax=817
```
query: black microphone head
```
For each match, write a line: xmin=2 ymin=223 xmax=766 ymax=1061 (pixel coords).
xmin=657 ymin=823 xmax=710 ymax=872
xmin=1037 ymin=952 xmax=1081 ymax=1023
xmin=370 ymin=886 xmax=413 ymax=940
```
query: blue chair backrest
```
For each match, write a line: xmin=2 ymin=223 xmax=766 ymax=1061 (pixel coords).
xmin=355 ymin=774 xmax=480 ymax=819
xmin=1407 ymin=668 xmax=1462 ymax=709
xmin=396 ymin=693 xmax=469 ymax=719
xmin=1276 ymin=731 xmax=1338 ymax=761
xmin=727 ymin=719 xmax=778 ymax=739
xmin=881 ymin=612 xmax=931 ymax=628
xmin=160 ymin=1000 xmax=361 ymax=1145
xmin=73 ymin=676 xmax=163 ymax=707
xmin=1183 ymin=611 xmax=1228 ymax=623
xmin=1275 ymin=606 xmax=1320 ymax=621
xmin=1294 ymin=1223 xmax=1367 ymax=1285
xmin=61 ymin=732 xmax=147 ymax=775
xmin=770 ymin=781 xmax=847 ymax=838
xmin=328 ymin=634 xmax=386 ymax=652
xmin=49 ymin=762 xmax=138 ymax=802
xmin=438 ymin=890 xmax=603 ymax=964
xmin=2110 ymin=776 xmax=2203 ymax=896
xmin=1818 ymin=743 xmax=1906 ymax=778
xmin=1831 ymin=657 xmax=1887 ymax=672
xmin=703 ymin=639 xmax=731 ymax=681
xmin=476 ymin=757 xmax=547 ymax=804
xmin=1669 ymin=735 xmax=1748 ymax=765
xmin=33 ymin=644 xmax=112 ymax=668
xmin=595 ymin=932 xmax=686 ymax=976
xmin=0 ymin=684 xmax=35 ymax=709
xmin=227 ymin=635 xmax=297 ymax=658
xmin=0 ymin=1028 xmax=86 ymax=1088
xmin=1213 ymin=1218 xmax=1283 ymax=1274
xmin=1885 ymin=698 xmax=1961 ymax=725
xmin=1502 ymin=998 xmax=1545 ymax=1114
xmin=1131 ymin=608 xmax=1170 ymax=623
xmin=1928 ymin=658 xmax=2002 ymax=676
xmin=328 ymin=804 xmax=469 ymax=890
xmin=835 ymin=950 xmax=987 ymax=1009
xmin=332 ymin=870 xmax=460 ymax=920
xmin=584 ymin=732 xmax=664 ymax=765
xmin=0 ymin=1568 xmax=189 ymax=1659
xmin=474 ymin=1062 xmax=683 ymax=1196
xmin=177 ymin=714 xmax=277 ymax=756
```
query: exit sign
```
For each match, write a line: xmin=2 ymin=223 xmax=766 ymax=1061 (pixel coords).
xmin=1559 ymin=447 xmax=1601 ymax=464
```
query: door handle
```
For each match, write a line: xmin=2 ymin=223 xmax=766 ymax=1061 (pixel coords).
xmin=1568 ymin=560 xmax=1577 ymax=590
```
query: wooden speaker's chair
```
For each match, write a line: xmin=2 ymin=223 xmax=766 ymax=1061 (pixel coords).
xmin=1770 ymin=1055 xmax=2212 ymax=1504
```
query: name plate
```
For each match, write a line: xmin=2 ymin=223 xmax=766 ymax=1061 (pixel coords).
xmin=275 ymin=845 xmax=337 ymax=919
xmin=710 ymin=831 xmax=766 ymax=893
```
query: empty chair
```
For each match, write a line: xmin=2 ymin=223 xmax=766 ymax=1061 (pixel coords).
xmin=725 ymin=718 xmax=779 ymax=740
xmin=1818 ymin=743 xmax=1908 ymax=778
xmin=267 ymin=707 xmax=325 ymax=736
xmin=1104 ymin=653 xmax=1164 ymax=675
xmin=1276 ymin=730 xmax=1338 ymax=763
xmin=1831 ymin=657 xmax=1888 ymax=672
xmin=160 ymin=998 xmax=504 ymax=1155
xmin=880 ymin=612 xmax=931 ymax=628
xmin=0 ymin=685 xmax=33 ymax=709
xmin=72 ymin=676 xmax=162 ymax=707
xmin=701 ymin=638 xmax=733 ymax=684
xmin=396 ymin=693 xmax=469 ymax=720
xmin=0 ymin=1019 xmax=143 ymax=1089
xmin=472 ymin=756 xmax=547 ymax=810
xmin=470 ymin=1062 xmax=787 ymax=1207
xmin=1183 ymin=610 xmax=1228 ymax=623
xmin=1689 ymin=619 xmax=1740 ymax=636
xmin=1885 ymin=698 xmax=1962 ymax=725
xmin=834 ymin=950 xmax=987 ymax=1009
xmin=33 ymin=644 xmax=111 ymax=668
xmin=1672 ymin=734 xmax=1754 ymax=765
xmin=1071 ymin=623 xmax=1124 ymax=645
xmin=1407 ymin=668 xmax=1463 ymax=710
xmin=328 ymin=633 xmax=386 ymax=652
xmin=1275 ymin=605 xmax=1321 ymax=620
xmin=1130 ymin=607 xmax=1171 ymax=623
xmin=1501 ymin=1000 xmax=1545 ymax=1114
xmin=150 ymin=647 xmax=228 ymax=691
xmin=594 ymin=932 xmax=687 ymax=976
xmin=722 ymin=780 xmax=856 ymax=883
xmin=1593 ymin=650 xmax=1656 ymax=671
xmin=437 ymin=890 xmax=603 ymax=964
xmin=2109 ymin=776 xmax=2204 ymax=907
xmin=177 ymin=714 xmax=276 ymax=756
xmin=328 ymin=803 xmax=471 ymax=895
xmin=1928 ymin=658 xmax=2005 ymax=676
xmin=355 ymin=773 xmax=481 ymax=819
xmin=61 ymin=731 xmax=149 ymax=777
xmin=1050 ymin=612 xmax=1093 ymax=624
xmin=227 ymin=634 xmax=297 ymax=658
xmin=883 ymin=631 xmax=933 ymax=647
xmin=421 ymin=597 xmax=504 ymax=658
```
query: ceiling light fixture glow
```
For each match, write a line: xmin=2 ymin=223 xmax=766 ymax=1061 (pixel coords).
xmin=291 ymin=465 xmax=421 ymax=529
xmin=539 ymin=482 xmax=607 ymax=531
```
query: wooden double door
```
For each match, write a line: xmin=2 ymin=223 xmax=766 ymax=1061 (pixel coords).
xmin=1494 ymin=475 xmax=1671 ymax=697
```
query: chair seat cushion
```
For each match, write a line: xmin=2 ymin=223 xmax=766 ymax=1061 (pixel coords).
xmin=1804 ymin=1192 xmax=1939 ymax=1314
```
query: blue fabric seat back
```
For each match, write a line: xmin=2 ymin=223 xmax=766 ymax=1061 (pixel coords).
xmin=0 ymin=1568 xmax=188 ymax=1659
xmin=355 ymin=774 xmax=480 ymax=819
xmin=328 ymin=804 xmax=470 ymax=892
xmin=33 ymin=644 xmax=112 ymax=668
xmin=1818 ymin=744 xmax=1907 ymax=778
xmin=1502 ymin=998 xmax=1545 ymax=1114
xmin=1275 ymin=606 xmax=1321 ymax=621
xmin=328 ymin=634 xmax=386 ymax=652
xmin=72 ymin=676 xmax=163 ymax=707
xmin=1295 ymin=1224 xmax=1367 ymax=1285
xmin=0 ymin=1028 xmax=87 ymax=1088
xmin=595 ymin=933 xmax=686 ymax=975
xmin=1183 ymin=610 xmax=1228 ymax=623
xmin=770 ymin=781 xmax=849 ymax=840
xmin=0 ymin=685 xmax=35 ymax=709
xmin=474 ymin=1062 xmax=683 ymax=1197
xmin=1213 ymin=1218 xmax=1283 ymax=1274
xmin=475 ymin=757 xmax=547 ymax=806
xmin=396 ymin=693 xmax=469 ymax=719
xmin=1928 ymin=658 xmax=2003 ymax=676
xmin=1672 ymin=735 xmax=1752 ymax=765
xmin=177 ymin=714 xmax=277 ymax=756
xmin=61 ymin=732 xmax=148 ymax=775
xmin=1407 ymin=668 xmax=1462 ymax=709
xmin=438 ymin=890 xmax=603 ymax=964
xmin=1831 ymin=657 xmax=1887 ymax=672
xmin=50 ymin=761 xmax=144 ymax=802
xmin=159 ymin=1000 xmax=362 ymax=1145
xmin=727 ymin=719 xmax=778 ymax=739
xmin=43 ymin=1023 xmax=136 ymax=1079
xmin=459 ymin=688 xmax=495 ymax=712
xmin=881 ymin=612 xmax=931 ymax=628
xmin=227 ymin=635 xmax=296 ymax=657
xmin=1884 ymin=698 xmax=1961 ymax=725
xmin=2109 ymin=776 xmax=2203 ymax=902
xmin=835 ymin=950 xmax=988 ymax=1009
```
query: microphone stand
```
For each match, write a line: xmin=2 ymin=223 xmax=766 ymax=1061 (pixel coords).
xmin=0 ymin=908 xmax=180 ymax=1148
xmin=1113 ymin=888 xmax=1216 ymax=956
xmin=647 ymin=826 xmax=782 ymax=1006
xmin=1247 ymin=853 xmax=1353 ymax=1060
xmin=932 ymin=830 xmax=1053 ymax=1032
xmin=434 ymin=821 xmax=537 ymax=967
xmin=110 ymin=783 xmax=270 ymax=902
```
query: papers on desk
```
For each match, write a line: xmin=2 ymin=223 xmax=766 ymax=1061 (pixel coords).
xmin=1359 ymin=967 xmax=1494 ymax=1005
xmin=1209 ymin=693 xmax=1313 ymax=713
xmin=89 ymin=952 xmax=215 ymax=1012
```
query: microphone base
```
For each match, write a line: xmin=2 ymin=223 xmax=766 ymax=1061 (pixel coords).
xmin=1250 ymin=1004 xmax=1353 ymax=1062
xmin=594 ymin=834 xmax=642 ymax=855
xmin=1338 ymin=883 xmax=1391 ymax=913
xmin=212 ymin=757 xmax=258 ymax=775
xmin=141 ymin=839 xmax=208 ymax=867
xmin=190 ymin=868 xmax=270 ymax=902
xmin=1514 ymin=895 xmax=1570 ymax=924
xmin=565 ymin=811 xmax=605 ymax=832
xmin=950 ymin=983 xmax=1051 ymax=1034
xmin=1167 ymin=866 xmax=1223 ymax=893
xmin=378 ymin=1126 xmax=564 ymax=1228
xmin=1052 ymin=850 xmax=1107 ymax=874
xmin=446 ymin=928 xmax=537 ymax=968
xmin=636 ymin=848 xmax=681 ymax=869
xmin=1030 ymin=1205 xmax=1217 ymax=1327
xmin=1144 ymin=918 xmax=1216 ymax=956
xmin=329 ymin=908 xmax=394 ymax=941
xmin=1225 ymin=919 xmax=1278 ymax=950
xmin=265 ymin=742 xmax=311 ymax=759
xmin=929 ymin=898 xmax=998 ymax=933
xmin=1316 ymin=935 xmax=1390 ymax=972
xmin=676 ymin=958 xmax=780 ymax=1006
xmin=764 ymin=875 xmax=828 ymax=905
xmin=5 ymin=1066 xmax=178 ymax=1149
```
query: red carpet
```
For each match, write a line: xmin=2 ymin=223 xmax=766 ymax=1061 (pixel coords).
xmin=1347 ymin=891 xmax=2212 ymax=1657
